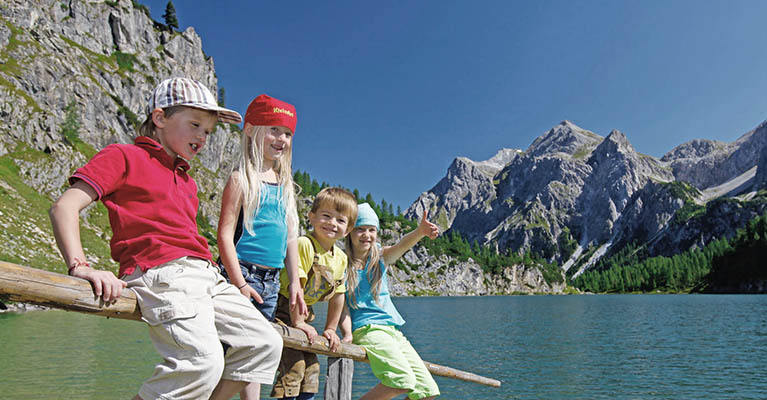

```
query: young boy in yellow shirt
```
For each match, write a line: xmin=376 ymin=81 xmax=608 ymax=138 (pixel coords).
xmin=271 ymin=187 xmax=358 ymax=400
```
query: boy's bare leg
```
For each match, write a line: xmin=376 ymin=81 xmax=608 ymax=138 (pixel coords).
xmin=209 ymin=379 xmax=248 ymax=400
xmin=359 ymin=383 xmax=409 ymax=400
xmin=239 ymin=383 xmax=261 ymax=400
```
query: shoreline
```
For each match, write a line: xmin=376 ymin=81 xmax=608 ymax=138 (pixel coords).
xmin=0 ymin=301 xmax=50 ymax=314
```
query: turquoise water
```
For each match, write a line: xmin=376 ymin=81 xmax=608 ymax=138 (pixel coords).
xmin=1 ymin=295 xmax=766 ymax=399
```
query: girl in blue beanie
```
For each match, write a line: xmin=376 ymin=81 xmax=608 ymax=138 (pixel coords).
xmin=340 ymin=203 xmax=441 ymax=400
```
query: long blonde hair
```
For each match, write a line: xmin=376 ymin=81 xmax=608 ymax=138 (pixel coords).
xmin=237 ymin=125 xmax=299 ymax=238
xmin=344 ymin=228 xmax=383 ymax=307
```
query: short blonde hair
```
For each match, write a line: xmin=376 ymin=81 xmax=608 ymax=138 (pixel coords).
xmin=311 ymin=187 xmax=358 ymax=227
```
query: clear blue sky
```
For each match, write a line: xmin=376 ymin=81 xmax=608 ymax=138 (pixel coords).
xmin=141 ymin=0 xmax=767 ymax=211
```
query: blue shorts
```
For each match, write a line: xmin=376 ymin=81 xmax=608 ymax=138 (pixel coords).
xmin=221 ymin=260 xmax=281 ymax=321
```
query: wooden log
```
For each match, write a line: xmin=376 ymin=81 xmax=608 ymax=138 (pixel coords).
xmin=424 ymin=361 xmax=501 ymax=388
xmin=0 ymin=260 xmax=501 ymax=388
xmin=0 ymin=260 xmax=141 ymax=319
xmin=0 ymin=260 xmax=366 ymax=359
xmin=324 ymin=357 xmax=354 ymax=400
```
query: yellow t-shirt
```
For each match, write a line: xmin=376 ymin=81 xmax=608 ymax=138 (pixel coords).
xmin=279 ymin=233 xmax=347 ymax=306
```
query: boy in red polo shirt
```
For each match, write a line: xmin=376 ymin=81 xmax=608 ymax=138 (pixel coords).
xmin=49 ymin=77 xmax=283 ymax=400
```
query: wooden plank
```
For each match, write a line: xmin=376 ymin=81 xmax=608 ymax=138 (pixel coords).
xmin=0 ymin=260 xmax=501 ymax=388
xmin=324 ymin=357 xmax=354 ymax=400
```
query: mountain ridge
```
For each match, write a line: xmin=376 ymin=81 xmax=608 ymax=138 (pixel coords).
xmin=407 ymin=114 xmax=767 ymax=280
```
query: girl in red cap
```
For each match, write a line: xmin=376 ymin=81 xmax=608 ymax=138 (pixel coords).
xmin=217 ymin=94 xmax=309 ymax=400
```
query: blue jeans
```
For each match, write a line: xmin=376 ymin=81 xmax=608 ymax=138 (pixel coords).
xmin=284 ymin=393 xmax=315 ymax=400
xmin=220 ymin=260 xmax=280 ymax=321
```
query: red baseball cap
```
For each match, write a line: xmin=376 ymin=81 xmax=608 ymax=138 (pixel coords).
xmin=244 ymin=94 xmax=297 ymax=134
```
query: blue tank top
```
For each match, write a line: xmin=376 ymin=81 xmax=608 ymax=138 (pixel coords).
xmin=235 ymin=183 xmax=288 ymax=269
xmin=346 ymin=249 xmax=405 ymax=331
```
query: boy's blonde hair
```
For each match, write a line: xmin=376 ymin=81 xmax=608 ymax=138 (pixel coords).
xmin=136 ymin=106 xmax=190 ymax=138
xmin=237 ymin=124 xmax=299 ymax=238
xmin=137 ymin=105 xmax=219 ymax=140
xmin=344 ymin=228 xmax=383 ymax=307
xmin=311 ymin=187 xmax=358 ymax=230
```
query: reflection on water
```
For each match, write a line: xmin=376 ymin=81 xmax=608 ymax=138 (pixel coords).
xmin=2 ymin=295 xmax=767 ymax=399
xmin=0 ymin=310 xmax=156 ymax=398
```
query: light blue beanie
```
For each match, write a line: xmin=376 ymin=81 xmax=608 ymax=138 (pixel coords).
xmin=355 ymin=203 xmax=379 ymax=229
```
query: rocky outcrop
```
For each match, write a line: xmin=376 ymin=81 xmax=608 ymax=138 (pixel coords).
xmin=0 ymin=0 xmax=239 ymax=269
xmin=406 ymin=148 xmax=519 ymax=231
xmin=576 ymin=129 xmax=674 ymax=244
xmin=387 ymin=244 xmax=566 ymax=296
xmin=751 ymin=141 xmax=767 ymax=191
xmin=645 ymin=197 xmax=767 ymax=257
xmin=662 ymin=120 xmax=767 ymax=190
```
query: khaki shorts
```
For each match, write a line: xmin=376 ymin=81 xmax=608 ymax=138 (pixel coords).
xmin=125 ymin=257 xmax=283 ymax=400
xmin=271 ymin=295 xmax=319 ymax=398
xmin=354 ymin=324 xmax=440 ymax=400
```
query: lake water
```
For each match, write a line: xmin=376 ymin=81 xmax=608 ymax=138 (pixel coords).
xmin=1 ymin=295 xmax=766 ymax=399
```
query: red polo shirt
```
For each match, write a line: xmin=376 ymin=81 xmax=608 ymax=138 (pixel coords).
xmin=70 ymin=136 xmax=212 ymax=277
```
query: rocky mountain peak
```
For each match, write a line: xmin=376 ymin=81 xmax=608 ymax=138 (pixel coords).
xmin=663 ymin=122 xmax=767 ymax=190
xmin=661 ymin=139 xmax=728 ymax=162
xmin=588 ymin=129 xmax=634 ymax=165
xmin=474 ymin=148 xmax=521 ymax=174
xmin=527 ymin=120 xmax=603 ymax=158
xmin=405 ymin=150 xmax=513 ymax=229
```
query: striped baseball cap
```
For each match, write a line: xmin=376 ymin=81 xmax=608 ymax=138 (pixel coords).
xmin=146 ymin=77 xmax=242 ymax=125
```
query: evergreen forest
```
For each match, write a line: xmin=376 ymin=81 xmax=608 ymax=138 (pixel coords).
xmin=573 ymin=213 xmax=767 ymax=294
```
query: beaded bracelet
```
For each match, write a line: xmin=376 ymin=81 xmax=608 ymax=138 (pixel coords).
xmin=68 ymin=258 xmax=91 ymax=275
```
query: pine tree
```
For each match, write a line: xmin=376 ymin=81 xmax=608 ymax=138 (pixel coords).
xmin=218 ymin=87 xmax=226 ymax=107
xmin=61 ymin=100 xmax=81 ymax=145
xmin=163 ymin=1 xmax=179 ymax=32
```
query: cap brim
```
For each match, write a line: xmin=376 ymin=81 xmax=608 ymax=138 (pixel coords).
xmin=187 ymin=102 xmax=243 ymax=125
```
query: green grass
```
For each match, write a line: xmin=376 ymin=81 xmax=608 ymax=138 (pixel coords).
xmin=525 ymin=213 xmax=550 ymax=231
xmin=571 ymin=145 xmax=593 ymax=159
xmin=112 ymin=51 xmax=139 ymax=72
xmin=111 ymin=95 xmax=141 ymax=128
xmin=0 ymin=144 xmax=116 ymax=274
xmin=60 ymin=36 xmax=118 ymax=78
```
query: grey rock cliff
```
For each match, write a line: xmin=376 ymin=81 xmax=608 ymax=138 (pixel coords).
xmin=0 ymin=0 xmax=239 ymax=269
xmin=662 ymin=120 xmax=767 ymax=190
xmin=406 ymin=148 xmax=519 ymax=230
